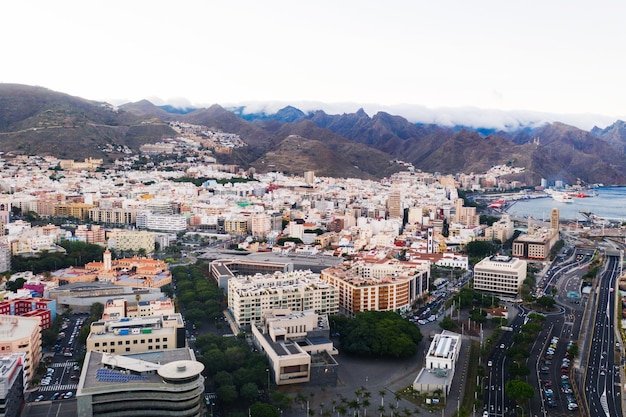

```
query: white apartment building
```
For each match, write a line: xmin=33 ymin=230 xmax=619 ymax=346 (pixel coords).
xmin=228 ymin=270 xmax=338 ymax=329
xmin=473 ymin=255 xmax=527 ymax=296
xmin=136 ymin=212 xmax=187 ymax=232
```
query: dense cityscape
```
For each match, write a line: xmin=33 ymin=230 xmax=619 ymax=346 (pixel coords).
xmin=0 ymin=127 xmax=623 ymax=417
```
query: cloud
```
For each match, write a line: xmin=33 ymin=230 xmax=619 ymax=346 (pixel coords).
xmin=210 ymin=100 xmax=619 ymax=132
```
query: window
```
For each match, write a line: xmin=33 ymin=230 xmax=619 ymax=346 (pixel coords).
xmin=163 ymin=345 xmax=168 ymax=349
xmin=125 ymin=347 xmax=130 ymax=352
xmin=126 ymin=340 xmax=130 ymax=345
xmin=156 ymin=345 xmax=160 ymax=350
xmin=156 ymin=338 xmax=160 ymax=342
xmin=118 ymin=341 xmax=123 ymax=346
xmin=148 ymin=338 xmax=153 ymax=343
xmin=95 ymin=343 xmax=100 ymax=347
xmin=133 ymin=340 xmax=138 ymax=344
xmin=163 ymin=337 xmax=168 ymax=342
xmin=141 ymin=339 xmax=145 ymax=344
xmin=148 ymin=346 xmax=153 ymax=350
xmin=102 ymin=342 xmax=107 ymax=346
xmin=111 ymin=349 xmax=115 ymax=353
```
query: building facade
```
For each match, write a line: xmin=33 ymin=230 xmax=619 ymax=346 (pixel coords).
xmin=0 ymin=315 xmax=41 ymax=385
xmin=473 ymin=255 xmax=527 ymax=296
xmin=320 ymin=259 xmax=429 ymax=315
xmin=0 ymin=353 xmax=26 ymax=417
xmin=86 ymin=314 xmax=186 ymax=355
xmin=228 ymin=270 xmax=338 ymax=329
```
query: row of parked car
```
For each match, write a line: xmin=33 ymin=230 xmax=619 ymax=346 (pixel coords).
xmin=541 ymin=337 xmax=578 ymax=411
xmin=34 ymin=392 xmax=73 ymax=402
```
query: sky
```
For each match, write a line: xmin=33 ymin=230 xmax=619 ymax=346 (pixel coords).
xmin=2 ymin=0 xmax=626 ymax=130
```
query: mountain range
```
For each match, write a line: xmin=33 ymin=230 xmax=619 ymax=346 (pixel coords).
xmin=2 ymin=83 xmax=626 ymax=185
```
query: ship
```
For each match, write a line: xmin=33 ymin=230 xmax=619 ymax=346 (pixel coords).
xmin=552 ymin=192 xmax=574 ymax=203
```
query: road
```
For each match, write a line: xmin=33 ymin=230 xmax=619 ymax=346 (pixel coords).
xmin=582 ymin=253 xmax=622 ymax=417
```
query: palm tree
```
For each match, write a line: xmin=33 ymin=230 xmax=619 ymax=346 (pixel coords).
xmin=348 ymin=400 xmax=359 ymax=417
xmin=362 ymin=398 xmax=371 ymax=417
xmin=336 ymin=405 xmax=348 ymax=417
xmin=394 ymin=393 xmax=401 ymax=409
xmin=135 ymin=292 xmax=141 ymax=314
xmin=377 ymin=405 xmax=385 ymax=417
xmin=378 ymin=390 xmax=386 ymax=407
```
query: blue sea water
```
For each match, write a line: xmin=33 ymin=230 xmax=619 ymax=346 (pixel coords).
xmin=505 ymin=187 xmax=626 ymax=221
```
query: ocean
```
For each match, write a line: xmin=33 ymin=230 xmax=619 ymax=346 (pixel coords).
xmin=505 ymin=187 xmax=626 ymax=222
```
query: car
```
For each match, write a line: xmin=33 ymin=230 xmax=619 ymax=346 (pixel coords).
xmin=51 ymin=392 xmax=61 ymax=400
xmin=64 ymin=392 xmax=73 ymax=399
xmin=35 ymin=394 xmax=45 ymax=402
xmin=567 ymin=403 xmax=578 ymax=411
xmin=483 ymin=412 xmax=489 ymax=417
xmin=500 ymin=344 xmax=505 ymax=349
xmin=487 ymin=361 xmax=492 ymax=367
xmin=543 ymin=380 xmax=553 ymax=387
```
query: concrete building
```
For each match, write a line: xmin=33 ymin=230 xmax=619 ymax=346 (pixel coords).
xmin=45 ymin=282 xmax=165 ymax=314
xmin=251 ymin=309 xmax=338 ymax=386
xmin=108 ymin=230 xmax=156 ymax=254
xmin=0 ymin=315 xmax=41 ymax=385
xmin=0 ymin=353 xmax=26 ymax=417
xmin=412 ymin=330 xmax=461 ymax=394
xmin=0 ymin=243 xmax=11 ymax=274
xmin=511 ymin=224 xmax=558 ymax=260
xmin=88 ymin=207 xmax=138 ymax=225
xmin=86 ymin=314 xmax=186 ymax=355
xmin=136 ymin=212 xmax=187 ymax=232
xmin=0 ymin=297 xmax=56 ymax=330
xmin=210 ymin=258 xmax=294 ymax=290
xmin=484 ymin=214 xmax=515 ymax=242
xmin=387 ymin=190 xmax=402 ymax=219
xmin=76 ymin=348 xmax=204 ymax=417
xmin=473 ymin=255 xmax=527 ymax=296
xmin=320 ymin=259 xmax=429 ymax=315
xmin=101 ymin=297 xmax=175 ymax=320
xmin=227 ymin=270 xmax=338 ymax=329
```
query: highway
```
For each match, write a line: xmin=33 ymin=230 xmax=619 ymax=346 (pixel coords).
xmin=582 ymin=253 xmax=622 ymax=417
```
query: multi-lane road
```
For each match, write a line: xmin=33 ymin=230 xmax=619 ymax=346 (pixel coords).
xmin=583 ymin=253 xmax=622 ymax=417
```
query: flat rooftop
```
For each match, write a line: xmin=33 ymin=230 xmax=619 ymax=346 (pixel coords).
xmin=79 ymin=348 xmax=196 ymax=392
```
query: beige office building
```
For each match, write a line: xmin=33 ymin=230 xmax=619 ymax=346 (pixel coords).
xmin=473 ymin=255 xmax=527 ymax=296
xmin=86 ymin=314 xmax=186 ymax=355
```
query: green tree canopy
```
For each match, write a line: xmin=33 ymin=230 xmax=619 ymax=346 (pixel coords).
xmin=505 ymin=379 xmax=534 ymax=404
xmin=333 ymin=311 xmax=422 ymax=358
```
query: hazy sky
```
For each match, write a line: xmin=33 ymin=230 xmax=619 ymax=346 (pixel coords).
xmin=3 ymin=1 xmax=625 ymax=129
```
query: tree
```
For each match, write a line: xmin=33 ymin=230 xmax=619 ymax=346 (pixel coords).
xmin=439 ymin=316 xmax=457 ymax=330
xmin=505 ymin=379 xmax=534 ymax=405
xmin=240 ymin=382 xmax=260 ymax=402
xmin=217 ymin=384 xmax=238 ymax=403
xmin=249 ymin=402 xmax=280 ymax=417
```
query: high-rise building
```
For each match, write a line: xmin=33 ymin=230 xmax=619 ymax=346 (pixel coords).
xmin=550 ymin=208 xmax=560 ymax=233
xmin=387 ymin=190 xmax=402 ymax=219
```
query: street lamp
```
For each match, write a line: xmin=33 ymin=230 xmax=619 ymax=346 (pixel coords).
xmin=266 ymin=368 xmax=270 ymax=392
xmin=516 ymin=405 xmax=524 ymax=416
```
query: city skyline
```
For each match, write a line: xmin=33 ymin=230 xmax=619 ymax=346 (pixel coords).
xmin=3 ymin=1 xmax=626 ymax=130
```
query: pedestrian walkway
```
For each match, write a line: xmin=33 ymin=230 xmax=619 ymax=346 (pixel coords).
xmin=38 ymin=384 xmax=77 ymax=392
xmin=49 ymin=361 xmax=76 ymax=368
